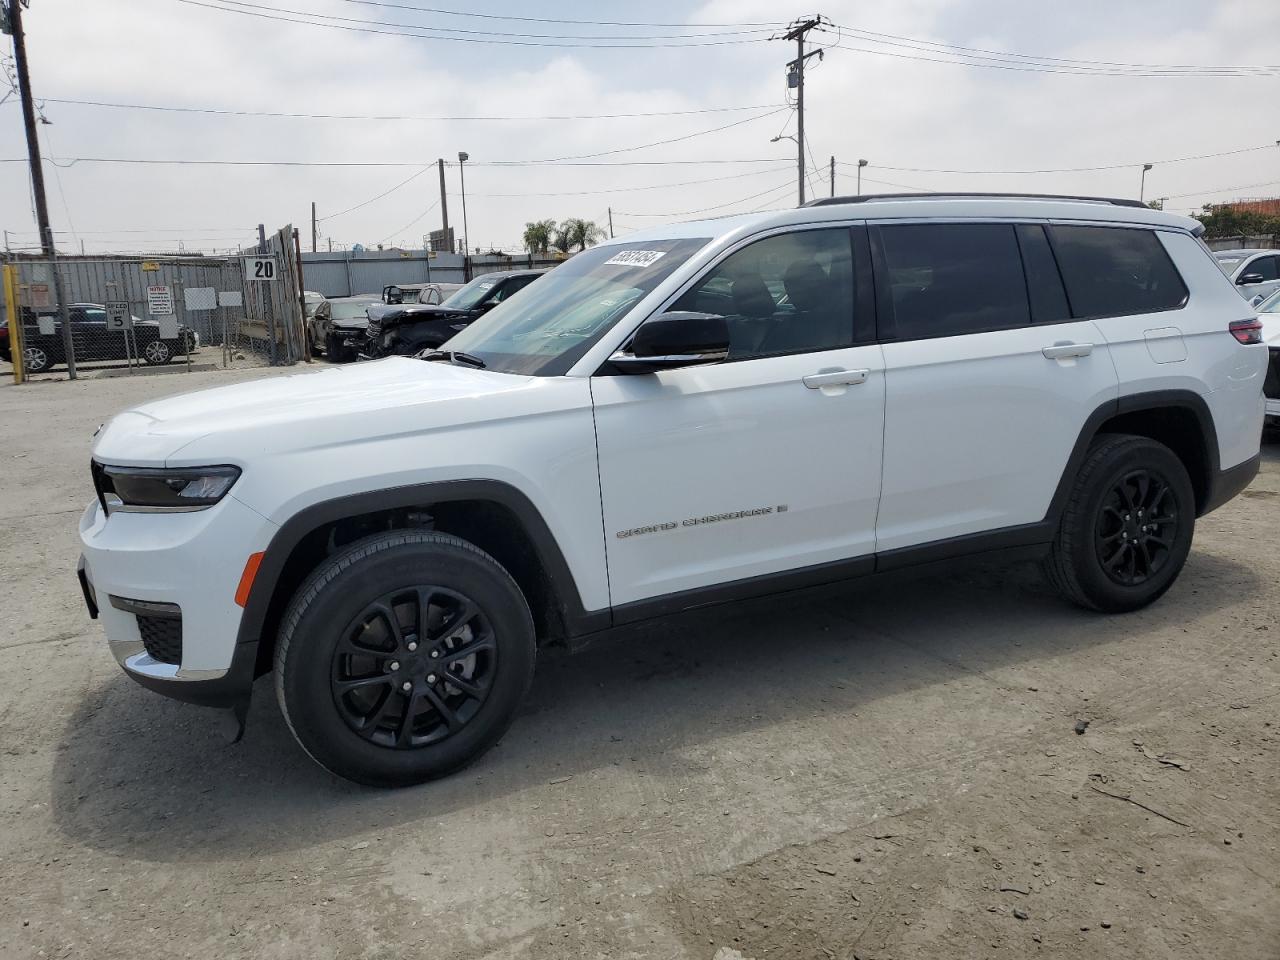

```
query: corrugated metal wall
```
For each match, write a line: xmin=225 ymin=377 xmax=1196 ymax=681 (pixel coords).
xmin=300 ymin=251 xmax=467 ymax=297
xmin=297 ymin=250 xmax=567 ymax=296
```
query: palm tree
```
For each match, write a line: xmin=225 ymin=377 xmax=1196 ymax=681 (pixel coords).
xmin=522 ymin=219 xmax=557 ymax=255
xmin=558 ymin=218 xmax=607 ymax=252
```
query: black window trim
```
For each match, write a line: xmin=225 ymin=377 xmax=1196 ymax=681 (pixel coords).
xmin=598 ymin=220 xmax=876 ymax=373
xmin=1045 ymin=221 xmax=1190 ymax=322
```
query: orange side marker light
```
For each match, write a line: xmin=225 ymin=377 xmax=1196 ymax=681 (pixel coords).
xmin=235 ymin=552 xmax=266 ymax=607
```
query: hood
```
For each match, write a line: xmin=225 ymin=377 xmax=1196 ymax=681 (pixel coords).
xmin=92 ymin=358 xmax=539 ymax=466
xmin=374 ymin=304 xmax=470 ymax=327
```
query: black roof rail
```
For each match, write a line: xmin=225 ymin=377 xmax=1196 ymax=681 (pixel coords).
xmin=804 ymin=192 xmax=1148 ymax=209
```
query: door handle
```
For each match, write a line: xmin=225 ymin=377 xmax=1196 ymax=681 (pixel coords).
xmin=1042 ymin=342 xmax=1094 ymax=360
xmin=802 ymin=368 xmax=869 ymax=389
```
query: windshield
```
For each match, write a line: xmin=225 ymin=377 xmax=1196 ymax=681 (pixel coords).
xmin=441 ymin=276 xmax=503 ymax=311
xmin=1214 ymin=253 xmax=1247 ymax=274
xmin=331 ymin=300 xmax=374 ymax=321
xmin=1257 ymin=290 xmax=1280 ymax=313
xmin=443 ymin=238 xmax=712 ymax=375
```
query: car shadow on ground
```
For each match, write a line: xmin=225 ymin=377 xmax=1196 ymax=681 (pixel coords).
xmin=49 ymin=550 xmax=1256 ymax=864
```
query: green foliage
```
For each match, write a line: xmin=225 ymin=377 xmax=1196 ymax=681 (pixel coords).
xmin=521 ymin=219 xmax=557 ymax=255
xmin=1193 ymin=204 xmax=1280 ymax=240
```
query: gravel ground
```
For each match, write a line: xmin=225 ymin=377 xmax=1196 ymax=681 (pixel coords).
xmin=0 ymin=365 xmax=1277 ymax=960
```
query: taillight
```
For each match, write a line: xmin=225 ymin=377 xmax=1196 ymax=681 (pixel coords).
xmin=1229 ymin=318 xmax=1263 ymax=345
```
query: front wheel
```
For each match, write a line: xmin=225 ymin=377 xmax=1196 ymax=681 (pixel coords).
xmin=274 ymin=531 xmax=536 ymax=787
xmin=1043 ymin=434 xmax=1195 ymax=613
xmin=23 ymin=345 xmax=52 ymax=373
xmin=143 ymin=339 xmax=174 ymax=365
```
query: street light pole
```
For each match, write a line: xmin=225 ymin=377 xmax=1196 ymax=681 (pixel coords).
xmin=457 ymin=151 xmax=470 ymax=257
xmin=1140 ymin=163 xmax=1153 ymax=203
xmin=857 ymin=159 xmax=868 ymax=196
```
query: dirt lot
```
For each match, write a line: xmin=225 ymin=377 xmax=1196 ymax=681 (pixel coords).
xmin=0 ymin=365 xmax=1277 ymax=960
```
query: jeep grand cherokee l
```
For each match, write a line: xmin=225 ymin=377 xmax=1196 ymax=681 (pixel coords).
xmin=78 ymin=194 xmax=1267 ymax=786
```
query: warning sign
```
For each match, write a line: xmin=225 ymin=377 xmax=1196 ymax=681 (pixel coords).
xmin=147 ymin=285 xmax=174 ymax=316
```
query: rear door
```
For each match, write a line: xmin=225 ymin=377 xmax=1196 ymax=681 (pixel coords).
xmin=873 ymin=221 xmax=1119 ymax=555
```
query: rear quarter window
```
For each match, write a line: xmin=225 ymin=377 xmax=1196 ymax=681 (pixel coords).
xmin=1049 ymin=225 xmax=1188 ymax=318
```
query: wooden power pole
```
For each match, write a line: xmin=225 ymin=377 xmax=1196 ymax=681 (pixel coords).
xmin=6 ymin=0 xmax=76 ymax=378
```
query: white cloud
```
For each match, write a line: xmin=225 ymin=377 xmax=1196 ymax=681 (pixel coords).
xmin=2 ymin=0 xmax=1276 ymax=256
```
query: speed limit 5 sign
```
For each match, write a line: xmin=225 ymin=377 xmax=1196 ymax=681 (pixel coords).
xmin=245 ymin=256 xmax=280 ymax=281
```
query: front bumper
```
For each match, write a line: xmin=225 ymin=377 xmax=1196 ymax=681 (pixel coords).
xmin=77 ymin=493 xmax=278 ymax=707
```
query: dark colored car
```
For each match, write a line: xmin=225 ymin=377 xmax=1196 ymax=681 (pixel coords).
xmin=309 ymin=294 xmax=381 ymax=362
xmin=0 ymin=303 xmax=198 ymax=374
xmin=362 ymin=269 xmax=545 ymax=358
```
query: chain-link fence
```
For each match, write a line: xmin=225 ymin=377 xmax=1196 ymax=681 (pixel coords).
xmin=2 ymin=225 xmax=307 ymax=381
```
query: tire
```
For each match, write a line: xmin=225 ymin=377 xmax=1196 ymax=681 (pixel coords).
xmin=23 ymin=345 xmax=52 ymax=373
xmin=143 ymin=339 xmax=173 ymax=365
xmin=274 ymin=530 xmax=536 ymax=787
xmin=1043 ymin=433 xmax=1195 ymax=613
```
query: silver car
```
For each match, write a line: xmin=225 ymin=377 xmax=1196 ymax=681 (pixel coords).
xmin=1213 ymin=248 xmax=1280 ymax=306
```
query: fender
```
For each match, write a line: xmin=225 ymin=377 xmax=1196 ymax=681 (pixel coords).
xmin=1045 ymin=389 xmax=1219 ymax=522
xmin=234 ymin=479 xmax=611 ymax=654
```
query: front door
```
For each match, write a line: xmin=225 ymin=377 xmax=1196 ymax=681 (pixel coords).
xmin=591 ymin=225 xmax=887 ymax=610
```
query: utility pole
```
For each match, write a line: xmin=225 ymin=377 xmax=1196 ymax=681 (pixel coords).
xmin=829 ymin=156 xmax=835 ymax=197
xmin=608 ymin=207 xmax=614 ymax=239
xmin=311 ymin=201 xmax=317 ymax=253
xmin=457 ymin=151 xmax=470 ymax=257
xmin=7 ymin=0 xmax=76 ymax=378
xmin=437 ymin=158 xmax=450 ymax=252
xmin=1139 ymin=163 xmax=1153 ymax=203
xmin=782 ymin=16 xmax=824 ymax=207
xmin=857 ymin=158 xmax=868 ymax=196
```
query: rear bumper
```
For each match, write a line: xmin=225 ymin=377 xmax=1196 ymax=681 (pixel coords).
xmin=1201 ymin=452 xmax=1261 ymax=516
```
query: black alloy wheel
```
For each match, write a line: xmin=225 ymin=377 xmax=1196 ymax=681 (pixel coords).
xmin=1094 ymin=469 xmax=1180 ymax=587
xmin=331 ymin=586 xmax=497 ymax=749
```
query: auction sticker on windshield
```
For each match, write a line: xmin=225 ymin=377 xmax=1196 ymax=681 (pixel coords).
xmin=604 ymin=250 xmax=667 ymax=268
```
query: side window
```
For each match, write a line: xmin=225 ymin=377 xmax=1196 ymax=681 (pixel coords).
xmin=876 ymin=223 xmax=1030 ymax=339
xmin=1245 ymin=255 xmax=1278 ymax=282
xmin=671 ymin=228 xmax=855 ymax=360
xmin=1015 ymin=224 xmax=1071 ymax=324
xmin=82 ymin=308 xmax=107 ymax=325
xmin=493 ymin=275 xmax=535 ymax=303
xmin=1048 ymin=225 xmax=1188 ymax=318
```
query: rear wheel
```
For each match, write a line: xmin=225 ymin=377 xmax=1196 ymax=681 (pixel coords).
xmin=274 ymin=531 xmax=536 ymax=787
xmin=1043 ymin=434 xmax=1195 ymax=612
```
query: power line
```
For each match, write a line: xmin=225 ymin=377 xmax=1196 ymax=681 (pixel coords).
xmin=614 ymin=178 xmax=797 ymax=218
xmin=24 ymin=96 xmax=778 ymax=122
xmin=377 ymin=197 xmax=440 ymax=245
xmin=1162 ymin=179 xmax=1280 ymax=201
xmin=836 ymin=143 xmax=1280 ymax=176
xmin=3 ymin=156 xmax=792 ymax=168
xmin=826 ymin=23 xmax=1280 ymax=75
xmin=319 ymin=166 xmax=433 ymax=221
xmin=204 ymin=0 xmax=775 ymax=40
xmin=822 ymin=36 xmax=1280 ymax=78
xmin=170 ymin=0 xmax=773 ymax=47
xmin=329 ymin=0 xmax=782 ymax=28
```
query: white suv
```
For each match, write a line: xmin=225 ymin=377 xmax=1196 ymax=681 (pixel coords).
xmin=77 ymin=194 xmax=1268 ymax=786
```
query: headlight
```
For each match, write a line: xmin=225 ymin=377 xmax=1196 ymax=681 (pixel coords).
xmin=93 ymin=462 xmax=241 ymax=513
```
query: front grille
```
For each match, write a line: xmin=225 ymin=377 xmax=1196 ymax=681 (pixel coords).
xmin=1266 ymin=348 xmax=1280 ymax=401
xmin=137 ymin=614 xmax=183 ymax=665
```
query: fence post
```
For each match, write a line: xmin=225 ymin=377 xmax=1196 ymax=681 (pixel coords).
xmin=3 ymin=265 xmax=26 ymax=384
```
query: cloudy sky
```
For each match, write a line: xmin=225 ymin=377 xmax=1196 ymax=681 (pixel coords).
xmin=2 ymin=0 xmax=1278 ymax=256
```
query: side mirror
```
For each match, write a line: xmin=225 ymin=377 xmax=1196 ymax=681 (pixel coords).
xmin=609 ymin=312 xmax=729 ymax=373
xmin=1238 ymin=273 xmax=1265 ymax=285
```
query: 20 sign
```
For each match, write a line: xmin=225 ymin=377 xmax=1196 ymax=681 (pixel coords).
xmin=245 ymin=256 xmax=280 ymax=281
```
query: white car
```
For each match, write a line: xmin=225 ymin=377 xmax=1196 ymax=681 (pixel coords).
xmin=1213 ymin=248 xmax=1280 ymax=306
xmin=1254 ymin=288 xmax=1280 ymax=424
xmin=78 ymin=194 xmax=1268 ymax=786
